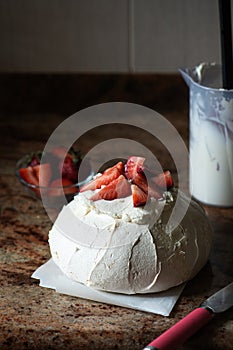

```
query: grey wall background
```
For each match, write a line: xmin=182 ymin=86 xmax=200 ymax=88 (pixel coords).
xmin=0 ymin=0 xmax=230 ymax=73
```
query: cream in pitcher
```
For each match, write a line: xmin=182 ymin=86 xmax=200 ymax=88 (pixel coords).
xmin=180 ymin=63 xmax=233 ymax=207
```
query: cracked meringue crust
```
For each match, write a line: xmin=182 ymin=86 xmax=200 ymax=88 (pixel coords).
xmin=48 ymin=189 xmax=213 ymax=294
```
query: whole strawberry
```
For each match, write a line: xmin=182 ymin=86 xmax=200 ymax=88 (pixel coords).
xmin=60 ymin=154 xmax=79 ymax=183
xmin=50 ymin=147 xmax=81 ymax=183
xmin=25 ymin=151 xmax=42 ymax=167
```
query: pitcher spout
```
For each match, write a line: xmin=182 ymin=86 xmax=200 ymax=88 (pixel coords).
xmin=179 ymin=68 xmax=193 ymax=88
xmin=179 ymin=62 xmax=223 ymax=89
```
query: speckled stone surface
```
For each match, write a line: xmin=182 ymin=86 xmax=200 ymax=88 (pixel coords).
xmin=0 ymin=74 xmax=232 ymax=349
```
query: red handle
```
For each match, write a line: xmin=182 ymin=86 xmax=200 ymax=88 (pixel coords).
xmin=143 ymin=307 xmax=214 ymax=350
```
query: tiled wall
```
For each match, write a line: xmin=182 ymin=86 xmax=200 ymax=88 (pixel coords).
xmin=0 ymin=0 xmax=228 ymax=73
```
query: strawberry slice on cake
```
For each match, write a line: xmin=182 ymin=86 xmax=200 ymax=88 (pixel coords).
xmin=80 ymin=156 xmax=174 ymax=207
xmin=90 ymin=175 xmax=131 ymax=201
xmin=80 ymin=162 xmax=124 ymax=192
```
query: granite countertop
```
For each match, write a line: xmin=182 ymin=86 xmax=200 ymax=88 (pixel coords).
xmin=0 ymin=74 xmax=232 ymax=350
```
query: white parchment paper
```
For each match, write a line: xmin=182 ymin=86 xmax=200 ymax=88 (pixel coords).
xmin=32 ymin=259 xmax=185 ymax=316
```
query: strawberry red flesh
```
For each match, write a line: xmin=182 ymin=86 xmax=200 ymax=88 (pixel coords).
xmin=80 ymin=162 xmax=124 ymax=192
xmin=151 ymin=170 xmax=173 ymax=190
xmin=148 ymin=183 xmax=163 ymax=200
xmin=133 ymin=172 xmax=162 ymax=199
xmin=49 ymin=146 xmax=83 ymax=183
xmin=18 ymin=147 xmax=93 ymax=201
xmin=19 ymin=166 xmax=41 ymax=197
xmin=124 ymin=156 xmax=145 ymax=181
xmin=51 ymin=155 xmax=173 ymax=204
xmin=33 ymin=163 xmax=52 ymax=187
xmin=59 ymin=156 xmax=79 ymax=183
xmin=48 ymin=178 xmax=78 ymax=197
xmin=104 ymin=161 xmax=124 ymax=175
xmin=19 ymin=166 xmax=39 ymax=187
xmin=115 ymin=161 xmax=124 ymax=173
xmin=90 ymin=175 xmax=131 ymax=201
xmin=50 ymin=146 xmax=70 ymax=160
xmin=132 ymin=172 xmax=148 ymax=192
xmin=131 ymin=184 xmax=147 ymax=207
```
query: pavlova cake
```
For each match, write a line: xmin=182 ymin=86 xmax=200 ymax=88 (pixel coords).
xmin=49 ymin=156 xmax=212 ymax=294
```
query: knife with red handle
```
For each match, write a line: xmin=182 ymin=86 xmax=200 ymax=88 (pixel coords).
xmin=142 ymin=282 xmax=233 ymax=350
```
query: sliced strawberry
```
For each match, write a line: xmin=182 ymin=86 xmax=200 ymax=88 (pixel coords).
xmin=80 ymin=162 xmax=123 ymax=192
xmin=33 ymin=163 xmax=52 ymax=187
xmin=90 ymin=175 xmax=131 ymax=201
xmin=51 ymin=146 xmax=81 ymax=162
xmin=132 ymin=172 xmax=148 ymax=193
xmin=132 ymin=172 xmax=163 ymax=200
xmin=125 ymin=156 xmax=145 ymax=181
xmin=114 ymin=161 xmax=124 ymax=173
xmin=19 ymin=166 xmax=39 ymax=186
xmin=50 ymin=146 xmax=70 ymax=160
xmin=102 ymin=161 xmax=124 ymax=175
xmin=19 ymin=166 xmax=40 ymax=197
xmin=131 ymin=184 xmax=147 ymax=207
xmin=60 ymin=178 xmax=79 ymax=196
xmin=147 ymin=183 xmax=163 ymax=200
xmin=80 ymin=156 xmax=171 ymax=204
xmin=151 ymin=170 xmax=173 ymax=190
xmin=48 ymin=178 xmax=78 ymax=197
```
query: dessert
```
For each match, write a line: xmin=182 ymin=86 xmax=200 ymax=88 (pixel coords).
xmin=49 ymin=156 xmax=213 ymax=294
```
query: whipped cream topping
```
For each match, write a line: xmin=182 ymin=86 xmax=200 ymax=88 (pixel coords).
xmin=72 ymin=189 xmax=165 ymax=225
xmin=49 ymin=190 xmax=213 ymax=294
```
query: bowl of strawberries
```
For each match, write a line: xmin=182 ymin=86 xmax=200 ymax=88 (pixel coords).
xmin=16 ymin=146 xmax=94 ymax=208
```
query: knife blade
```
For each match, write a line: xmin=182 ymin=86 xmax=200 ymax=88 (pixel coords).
xmin=142 ymin=282 xmax=233 ymax=350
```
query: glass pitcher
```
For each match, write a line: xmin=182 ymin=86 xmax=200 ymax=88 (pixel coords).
xmin=180 ymin=62 xmax=233 ymax=207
